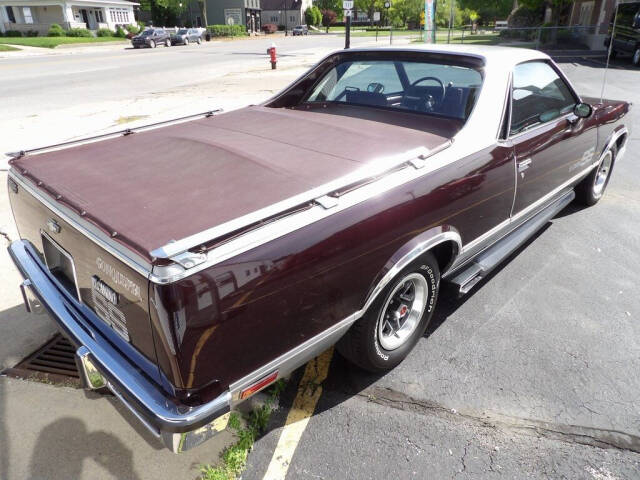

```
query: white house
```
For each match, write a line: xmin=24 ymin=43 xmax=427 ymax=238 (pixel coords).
xmin=0 ymin=0 xmax=138 ymax=34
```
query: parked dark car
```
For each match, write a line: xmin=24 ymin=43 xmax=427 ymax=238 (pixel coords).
xmin=605 ymin=1 xmax=640 ymax=65
xmin=171 ymin=28 xmax=202 ymax=45
xmin=131 ymin=28 xmax=171 ymax=48
xmin=292 ymin=24 xmax=308 ymax=35
xmin=7 ymin=45 xmax=630 ymax=453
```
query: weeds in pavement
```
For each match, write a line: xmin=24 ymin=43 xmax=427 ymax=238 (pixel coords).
xmin=199 ymin=379 xmax=287 ymax=480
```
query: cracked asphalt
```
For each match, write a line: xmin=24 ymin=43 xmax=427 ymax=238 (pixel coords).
xmin=243 ymin=58 xmax=640 ymax=479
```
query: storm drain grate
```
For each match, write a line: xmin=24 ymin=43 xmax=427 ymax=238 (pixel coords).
xmin=2 ymin=334 xmax=81 ymax=387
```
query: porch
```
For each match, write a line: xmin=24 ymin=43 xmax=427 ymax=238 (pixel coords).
xmin=0 ymin=0 xmax=138 ymax=34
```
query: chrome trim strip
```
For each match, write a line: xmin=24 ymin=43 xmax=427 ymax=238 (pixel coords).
xmin=9 ymin=169 xmax=154 ymax=280
xmin=229 ymin=311 xmax=361 ymax=402
xmin=151 ymin=143 xmax=453 ymax=284
xmin=150 ymin=146 xmax=436 ymax=260
xmin=363 ymin=231 xmax=461 ymax=310
xmin=459 ymin=161 xmax=600 ymax=259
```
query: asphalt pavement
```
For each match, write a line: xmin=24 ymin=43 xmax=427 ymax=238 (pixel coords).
xmin=242 ymin=58 xmax=640 ymax=479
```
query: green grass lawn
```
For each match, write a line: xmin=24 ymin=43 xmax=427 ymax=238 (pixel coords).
xmin=0 ymin=44 xmax=20 ymax=51
xmin=0 ymin=36 xmax=126 ymax=48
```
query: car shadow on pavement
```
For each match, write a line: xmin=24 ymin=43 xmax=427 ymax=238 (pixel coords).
xmin=28 ymin=417 xmax=142 ymax=480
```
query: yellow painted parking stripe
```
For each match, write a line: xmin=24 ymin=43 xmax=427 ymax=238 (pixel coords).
xmin=262 ymin=347 xmax=334 ymax=480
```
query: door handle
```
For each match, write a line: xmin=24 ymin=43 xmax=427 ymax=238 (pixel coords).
xmin=517 ymin=158 xmax=532 ymax=174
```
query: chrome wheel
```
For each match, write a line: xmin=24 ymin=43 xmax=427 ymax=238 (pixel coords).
xmin=377 ymin=273 xmax=428 ymax=351
xmin=593 ymin=150 xmax=613 ymax=197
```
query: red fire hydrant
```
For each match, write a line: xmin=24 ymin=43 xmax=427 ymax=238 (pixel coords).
xmin=269 ymin=43 xmax=277 ymax=70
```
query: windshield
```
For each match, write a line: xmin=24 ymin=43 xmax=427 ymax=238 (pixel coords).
xmin=304 ymin=59 xmax=483 ymax=120
xmin=141 ymin=30 xmax=153 ymax=36
xmin=177 ymin=29 xmax=188 ymax=34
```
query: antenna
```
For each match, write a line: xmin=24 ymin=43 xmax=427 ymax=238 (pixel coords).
xmin=600 ymin=1 xmax=620 ymax=104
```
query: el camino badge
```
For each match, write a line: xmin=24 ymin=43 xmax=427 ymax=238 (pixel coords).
xmin=92 ymin=276 xmax=119 ymax=305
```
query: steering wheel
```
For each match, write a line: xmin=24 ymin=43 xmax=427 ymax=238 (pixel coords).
xmin=409 ymin=76 xmax=446 ymax=111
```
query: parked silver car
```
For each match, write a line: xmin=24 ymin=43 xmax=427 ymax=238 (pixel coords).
xmin=292 ymin=25 xmax=309 ymax=35
xmin=171 ymin=28 xmax=203 ymax=46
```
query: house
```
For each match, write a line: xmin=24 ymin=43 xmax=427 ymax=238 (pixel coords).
xmin=260 ymin=0 xmax=311 ymax=30
xmin=205 ymin=0 xmax=262 ymax=33
xmin=568 ymin=0 xmax=634 ymax=50
xmin=0 ymin=0 xmax=138 ymax=34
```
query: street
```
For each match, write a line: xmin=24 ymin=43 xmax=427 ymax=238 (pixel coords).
xmin=1 ymin=37 xmax=639 ymax=480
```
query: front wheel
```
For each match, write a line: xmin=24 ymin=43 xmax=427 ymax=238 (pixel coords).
xmin=197 ymin=37 xmax=202 ymax=44
xmin=149 ymin=40 xmax=156 ymax=48
xmin=633 ymin=48 xmax=640 ymax=66
xmin=337 ymin=254 xmax=440 ymax=372
xmin=165 ymin=38 xmax=171 ymax=47
xmin=575 ymin=144 xmax=616 ymax=206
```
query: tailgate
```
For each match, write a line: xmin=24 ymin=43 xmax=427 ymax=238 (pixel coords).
xmin=7 ymin=171 xmax=157 ymax=368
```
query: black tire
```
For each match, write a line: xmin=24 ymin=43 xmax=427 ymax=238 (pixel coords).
xmin=165 ymin=39 xmax=171 ymax=47
xmin=149 ymin=40 xmax=156 ymax=48
xmin=337 ymin=253 xmax=440 ymax=372
xmin=633 ymin=47 xmax=640 ymax=66
xmin=575 ymin=144 xmax=616 ymax=206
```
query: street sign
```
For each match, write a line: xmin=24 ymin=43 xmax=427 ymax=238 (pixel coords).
xmin=343 ymin=0 xmax=354 ymax=10
xmin=373 ymin=11 xmax=380 ymax=21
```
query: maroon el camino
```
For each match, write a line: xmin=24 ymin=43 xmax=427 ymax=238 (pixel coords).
xmin=7 ymin=45 xmax=630 ymax=452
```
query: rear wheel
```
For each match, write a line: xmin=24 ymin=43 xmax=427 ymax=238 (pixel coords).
xmin=197 ymin=37 xmax=202 ymax=44
xmin=185 ymin=38 xmax=189 ymax=45
xmin=337 ymin=254 xmax=440 ymax=372
xmin=633 ymin=48 xmax=640 ymax=66
xmin=165 ymin=38 xmax=171 ymax=47
xmin=149 ymin=40 xmax=156 ymax=48
xmin=575 ymin=144 xmax=616 ymax=206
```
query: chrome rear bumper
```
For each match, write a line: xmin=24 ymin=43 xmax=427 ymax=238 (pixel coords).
xmin=8 ymin=239 xmax=231 ymax=453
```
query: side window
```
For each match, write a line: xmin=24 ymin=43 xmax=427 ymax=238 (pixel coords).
xmin=510 ymin=61 xmax=576 ymax=135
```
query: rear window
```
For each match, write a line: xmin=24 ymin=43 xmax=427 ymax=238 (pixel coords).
xmin=304 ymin=59 xmax=483 ymax=120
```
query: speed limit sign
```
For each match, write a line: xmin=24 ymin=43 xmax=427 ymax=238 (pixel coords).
xmin=343 ymin=0 xmax=353 ymax=9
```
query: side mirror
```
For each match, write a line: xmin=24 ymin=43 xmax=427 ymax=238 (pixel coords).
xmin=574 ymin=102 xmax=593 ymax=119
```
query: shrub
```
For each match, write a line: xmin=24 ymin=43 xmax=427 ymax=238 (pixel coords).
xmin=125 ymin=23 xmax=140 ymax=34
xmin=66 ymin=28 xmax=92 ymax=37
xmin=114 ymin=26 xmax=127 ymax=37
xmin=5 ymin=30 xmax=23 ymax=37
xmin=47 ymin=24 xmax=65 ymax=36
xmin=508 ymin=6 xmax=544 ymax=28
xmin=25 ymin=30 xmax=39 ymax=37
xmin=207 ymin=24 xmax=246 ymax=37
xmin=96 ymin=28 xmax=114 ymax=37
xmin=262 ymin=23 xmax=277 ymax=34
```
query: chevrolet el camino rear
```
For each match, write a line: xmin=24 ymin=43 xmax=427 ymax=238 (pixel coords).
xmin=6 ymin=45 xmax=629 ymax=452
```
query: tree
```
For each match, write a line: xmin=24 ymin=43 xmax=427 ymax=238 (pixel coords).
xmin=316 ymin=0 xmax=343 ymax=17
xmin=392 ymin=0 xmax=423 ymax=27
xmin=313 ymin=6 xmax=323 ymax=25
xmin=517 ymin=0 xmax=574 ymax=25
xmin=458 ymin=0 xmax=512 ymax=23
xmin=305 ymin=6 xmax=315 ymax=25
xmin=321 ymin=9 xmax=338 ymax=31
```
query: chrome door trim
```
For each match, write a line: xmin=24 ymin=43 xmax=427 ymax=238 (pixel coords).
xmin=450 ymin=161 xmax=600 ymax=273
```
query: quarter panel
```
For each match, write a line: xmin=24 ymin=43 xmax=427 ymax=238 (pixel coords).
xmin=150 ymin=144 xmax=515 ymax=395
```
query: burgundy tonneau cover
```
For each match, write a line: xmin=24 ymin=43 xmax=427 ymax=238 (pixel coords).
xmin=11 ymin=105 xmax=459 ymax=261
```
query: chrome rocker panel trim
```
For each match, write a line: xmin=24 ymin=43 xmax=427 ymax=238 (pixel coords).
xmin=7 ymin=239 xmax=231 ymax=452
